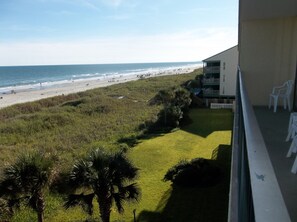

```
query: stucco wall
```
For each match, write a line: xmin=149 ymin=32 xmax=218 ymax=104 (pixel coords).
xmin=219 ymin=47 xmax=238 ymax=96
xmin=239 ymin=17 xmax=297 ymax=106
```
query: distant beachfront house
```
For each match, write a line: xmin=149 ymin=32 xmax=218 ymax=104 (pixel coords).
xmin=202 ymin=46 xmax=238 ymax=99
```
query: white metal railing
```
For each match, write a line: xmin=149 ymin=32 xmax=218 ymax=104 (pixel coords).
xmin=203 ymin=89 xmax=219 ymax=97
xmin=210 ymin=103 xmax=233 ymax=109
xmin=204 ymin=66 xmax=220 ymax=73
xmin=203 ymin=78 xmax=220 ymax=85
xmin=228 ymin=68 xmax=291 ymax=222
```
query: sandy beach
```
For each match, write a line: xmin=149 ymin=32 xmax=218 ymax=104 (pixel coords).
xmin=0 ymin=66 xmax=200 ymax=109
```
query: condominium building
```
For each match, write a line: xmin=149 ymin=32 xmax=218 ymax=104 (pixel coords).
xmin=203 ymin=46 xmax=238 ymax=98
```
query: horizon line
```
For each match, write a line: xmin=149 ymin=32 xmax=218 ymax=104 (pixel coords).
xmin=0 ymin=60 xmax=202 ymax=68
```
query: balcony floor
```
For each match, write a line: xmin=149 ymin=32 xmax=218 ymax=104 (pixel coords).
xmin=254 ymin=106 xmax=297 ymax=222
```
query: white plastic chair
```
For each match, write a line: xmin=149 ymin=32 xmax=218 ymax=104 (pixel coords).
xmin=286 ymin=113 xmax=297 ymax=141
xmin=269 ymin=80 xmax=293 ymax=112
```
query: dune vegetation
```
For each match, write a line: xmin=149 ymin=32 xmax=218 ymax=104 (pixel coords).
xmin=0 ymin=69 xmax=234 ymax=222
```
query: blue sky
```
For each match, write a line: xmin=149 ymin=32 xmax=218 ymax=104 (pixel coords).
xmin=0 ymin=0 xmax=238 ymax=66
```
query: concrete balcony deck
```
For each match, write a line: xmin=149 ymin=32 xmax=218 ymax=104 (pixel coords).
xmin=254 ymin=106 xmax=297 ymax=222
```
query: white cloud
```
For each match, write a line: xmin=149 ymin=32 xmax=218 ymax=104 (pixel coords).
xmin=0 ymin=27 xmax=237 ymax=66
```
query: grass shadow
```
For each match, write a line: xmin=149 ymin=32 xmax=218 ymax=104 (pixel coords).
xmin=136 ymin=144 xmax=231 ymax=222
xmin=181 ymin=108 xmax=233 ymax=138
xmin=136 ymin=108 xmax=233 ymax=145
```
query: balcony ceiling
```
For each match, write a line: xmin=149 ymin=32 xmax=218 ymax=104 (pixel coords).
xmin=240 ymin=0 xmax=297 ymax=21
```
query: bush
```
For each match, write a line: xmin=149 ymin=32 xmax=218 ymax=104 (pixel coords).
xmin=152 ymin=86 xmax=192 ymax=129
xmin=157 ymin=105 xmax=183 ymax=128
xmin=163 ymin=158 xmax=221 ymax=187
xmin=117 ymin=134 xmax=139 ymax=147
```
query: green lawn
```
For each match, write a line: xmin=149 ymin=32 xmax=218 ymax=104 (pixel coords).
xmin=114 ymin=108 xmax=233 ymax=222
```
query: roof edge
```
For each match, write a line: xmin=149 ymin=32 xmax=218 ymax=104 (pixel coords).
xmin=203 ymin=45 xmax=238 ymax=62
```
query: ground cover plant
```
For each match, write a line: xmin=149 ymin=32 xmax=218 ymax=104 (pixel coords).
xmin=0 ymin=69 xmax=234 ymax=221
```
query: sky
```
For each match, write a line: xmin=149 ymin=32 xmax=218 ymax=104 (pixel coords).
xmin=0 ymin=0 xmax=239 ymax=66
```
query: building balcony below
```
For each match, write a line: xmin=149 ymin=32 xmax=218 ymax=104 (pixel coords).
xmin=203 ymin=78 xmax=220 ymax=85
xmin=202 ymin=88 xmax=220 ymax=97
xmin=204 ymin=66 xmax=220 ymax=74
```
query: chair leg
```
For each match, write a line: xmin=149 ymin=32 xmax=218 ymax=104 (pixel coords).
xmin=286 ymin=129 xmax=292 ymax=141
xmin=291 ymin=128 xmax=297 ymax=140
xmin=284 ymin=98 xmax=287 ymax=110
xmin=287 ymin=97 xmax=291 ymax=111
xmin=273 ymin=97 xmax=278 ymax=112
xmin=287 ymin=139 xmax=297 ymax=157
xmin=291 ymin=156 xmax=297 ymax=174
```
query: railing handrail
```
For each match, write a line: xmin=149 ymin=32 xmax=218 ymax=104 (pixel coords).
xmin=203 ymin=78 xmax=220 ymax=83
xmin=228 ymin=67 xmax=291 ymax=221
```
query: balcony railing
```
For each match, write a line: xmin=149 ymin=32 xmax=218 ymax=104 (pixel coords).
xmin=203 ymin=78 xmax=220 ymax=85
xmin=204 ymin=66 xmax=220 ymax=73
xmin=228 ymin=68 xmax=291 ymax=222
xmin=202 ymin=88 xmax=220 ymax=97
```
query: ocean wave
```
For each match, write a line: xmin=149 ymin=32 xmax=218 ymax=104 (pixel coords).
xmin=0 ymin=63 xmax=202 ymax=94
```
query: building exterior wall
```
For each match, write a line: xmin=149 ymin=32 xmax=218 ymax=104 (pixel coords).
xmin=204 ymin=46 xmax=238 ymax=97
xmin=219 ymin=47 xmax=238 ymax=96
xmin=239 ymin=17 xmax=297 ymax=105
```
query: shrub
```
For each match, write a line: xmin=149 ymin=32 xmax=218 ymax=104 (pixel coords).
xmin=163 ymin=158 xmax=221 ymax=187
xmin=152 ymin=86 xmax=192 ymax=129
xmin=117 ymin=134 xmax=139 ymax=147
xmin=157 ymin=105 xmax=183 ymax=128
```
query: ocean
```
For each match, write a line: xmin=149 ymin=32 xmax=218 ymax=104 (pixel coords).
xmin=0 ymin=62 xmax=201 ymax=94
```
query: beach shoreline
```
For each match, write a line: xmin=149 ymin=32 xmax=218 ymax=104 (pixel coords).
xmin=0 ymin=66 xmax=200 ymax=109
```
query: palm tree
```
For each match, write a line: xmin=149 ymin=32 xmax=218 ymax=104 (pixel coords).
xmin=152 ymin=87 xmax=191 ymax=127
xmin=152 ymin=89 xmax=175 ymax=126
xmin=0 ymin=153 xmax=53 ymax=222
xmin=64 ymin=149 xmax=140 ymax=222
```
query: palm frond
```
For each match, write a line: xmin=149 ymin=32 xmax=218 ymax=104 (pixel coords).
xmin=64 ymin=193 xmax=95 ymax=215
xmin=69 ymin=159 xmax=93 ymax=188
xmin=109 ymin=153 xmax=139 ymax=183
xmin=120 ymin=183 xmax=140 ymax=201
xmin=112 ymin=183 xmax=140 ymax=214
xmin=113 ymin=193 xmax=124 ymax=213
xmin=0 ymin=178 xmax=22 ymax=197
xmin=3 ymin=152 xmax=52 ymax=192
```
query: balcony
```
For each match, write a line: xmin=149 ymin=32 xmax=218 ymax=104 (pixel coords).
xmin=254 ymin=107 xmax=297 ymax=222
xmin=203 ymin=78 xmax=220 ymax=85
xmin=229 ymin=70 xmax=292 ymax=222
xmin=204 ymin=66 xmax=220 ymax=73
xmin=202 ymin=88 xmax=220 ymax=97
